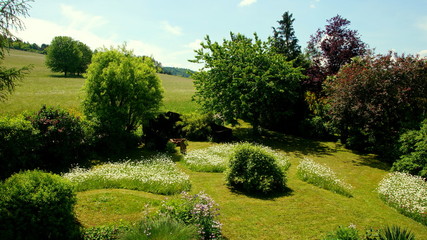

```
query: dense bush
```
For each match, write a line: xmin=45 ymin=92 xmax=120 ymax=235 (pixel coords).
xmin=26 ymin=105 xmax=87 ymax=172
xmin=325 ymin=54 xmax=427 ymax=157
xmin=0 ymin=116 xmax=39 ymax=179
xmin=180 ymin=113 xmax=213 ymax=141
xmin=158 ymin=191 xmax=222 ymax=239
xmin=323 ymin=225 xmax=416 ymax=240
xmin=392 ymin=119 xmax=427 ymax=177
xmin=226 ymin=143 xmax=286 ymax=195
xmin=119 ymin=215 xmax=198 ymax=240
xmin=83 ymin=224 xmax=129 ymax=240
xmin=0 ymin=170 xmax=81 ymax=240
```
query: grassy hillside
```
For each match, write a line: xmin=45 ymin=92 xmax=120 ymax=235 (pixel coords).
xmin=0 ymin=49 xmax=198 ymax=115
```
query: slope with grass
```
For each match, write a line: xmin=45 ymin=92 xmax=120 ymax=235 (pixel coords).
xmin=0 ymin=49 xmax=198 ymax=115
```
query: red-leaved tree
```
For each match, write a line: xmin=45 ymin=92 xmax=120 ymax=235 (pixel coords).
xmin=306 ymin=15 xmax=367 ymax=94
xmin=325 ymin=53 xmax=427 ymax=156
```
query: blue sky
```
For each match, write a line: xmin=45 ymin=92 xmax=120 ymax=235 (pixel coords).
xmin=15 ymin=0 xmax=427 ymax=70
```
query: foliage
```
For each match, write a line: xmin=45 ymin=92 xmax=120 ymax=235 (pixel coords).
xmin=191 ymin=32 xmax=305 ymax=134
xmin=392 ymin=119 xmax=427 ymax=177
xmin=297 ymin=158 xmax=353 ymax=197
xmin=0 ymin=0 xmax=33 ymax=101
xmin=10 ymin=38 xmax=48 ymax=54
xmin=0 ymin=115 xmax=38 ymax=179
xmin=377 ymin=172 xmax=427 ymax=225
xmin=0 ymin=170 xmax=81 ymax=240
xmin=379 ymin=225 xmax=416 ymax=240
xmin=64 ymin=155 xmax=191 ymax=195
xmin=119 ymin=215 xmax=198 ymax=240
xmin=83 ymin=224 xmax=130 ymax=240
xmin=162 ymin=66 xmax=194 ymax=78
xmin=324 ymin=225 xmax=360 ymax=240
xmin=325 ymin=54 xmax=427 ymax=156
xmin=25 ymin=105 xmax=87 ymax=172
xmin=158 ymin=191 xmax=222 ymax=240
xmin=184 ymin=143 xmax=237 ymax=172
xmin=180 ymin=113 xmax=213 ymax=141
xmin=306 ymin=15 xmax=367 ymax=93
xmin=46 ymin=36 xmax=92 ymax=76
xmin=226 ymin=143 xmax=287 ymax=195
xmin=83 ymin=46 xmax=163 ymax=137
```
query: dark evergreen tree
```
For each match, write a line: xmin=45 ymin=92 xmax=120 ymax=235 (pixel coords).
xmin=271 ymin=11 xmax=301 ymax=61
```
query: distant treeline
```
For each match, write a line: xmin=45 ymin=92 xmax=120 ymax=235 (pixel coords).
xmin=162 ymin=66 xmax=195 ymax=78
xmin=9 ymin=39 xmax=49 ymax=54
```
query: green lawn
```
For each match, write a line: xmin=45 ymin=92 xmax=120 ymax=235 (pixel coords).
xmin=2 ymin=50 xmax=427 ymax=239
xmin=0 ymin=49 xmax=198 ymax=115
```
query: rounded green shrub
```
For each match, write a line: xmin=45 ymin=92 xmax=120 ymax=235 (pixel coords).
xmin=0 ymin=170 xmax=82 ymax=240
xmin=226 ymin=143 xmax=286 ymax=195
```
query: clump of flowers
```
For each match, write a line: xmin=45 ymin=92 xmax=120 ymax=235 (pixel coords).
xmin=378 ymin=172 xmax=427 ymax=225
xmin=63 ymin=154 xmax=191 ymax=195
xmin=297 ymin=158 xmax=353 ymax=197
xmin=184 ymin=142 xmax=290 ymax=173
xmin=159 ymin=191 xmax=222 ymax=239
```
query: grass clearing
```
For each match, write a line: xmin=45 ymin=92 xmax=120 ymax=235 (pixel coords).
xmin=64 ymin=155 xmax=191 ymax=195
xmin=0 ymin=50 xmax=198 ymax=115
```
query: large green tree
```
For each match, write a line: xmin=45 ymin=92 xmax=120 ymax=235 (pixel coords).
xmin=271 ymin=11 xmax=302 ymax=62
xmin=0 ymin=0 xmax=33 ymax=101
xmin=83 ymin=46 xmax=163 ymax=135
xmin=191 ymin=33 xmax=305 ymax=134
xmin=46 ymin=36 xmax=92 ymax=76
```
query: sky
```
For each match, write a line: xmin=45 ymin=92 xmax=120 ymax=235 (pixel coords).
xmin=14 ymin=0 xmax=427 ymax=70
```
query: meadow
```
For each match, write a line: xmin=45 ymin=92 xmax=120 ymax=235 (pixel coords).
xmin=2 ymin=50 xmax=427 ymax=239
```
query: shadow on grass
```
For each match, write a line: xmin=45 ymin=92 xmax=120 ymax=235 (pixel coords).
xmin=351 ymin=153 xmax=392 ymax=171
xmin=48 ymin=74 xmax=85 ymax=79
xmin=233 ymin=126 xmax=336 ymax=157
xmin=228 ymin=186 xmax=294 ymax=201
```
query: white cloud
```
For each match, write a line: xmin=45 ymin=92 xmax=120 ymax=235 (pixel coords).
xmin=60 ymin=4 xmax=108 ymax=32
xmin=161 ymin=21 xmax=183 ymax=36
xmin=419 ymin=50 xmax=427 ymax=57
xmin=309 ymin=0 xmax=320 ymax=8
xmin=239 ymin=0 xmax=257 ymax=7
xmin=186 ymin=39 xmax=202 ymax=50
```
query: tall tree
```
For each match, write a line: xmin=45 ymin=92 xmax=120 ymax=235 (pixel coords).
xmin=46 ymin=36 xmax=92 ymax=76
xmin=191 ymin=33 xmax=305 ymax=134
xmin=306 ymin=15 xmax=367 ymax=93
xmin=0 ymin=0 xmax=33 ymax=101
xmin=271 ymin=11 xmax=301 ymax=61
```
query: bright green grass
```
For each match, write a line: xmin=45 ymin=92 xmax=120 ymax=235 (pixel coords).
xmin=0 ymin=50 xmax=199 ymax=115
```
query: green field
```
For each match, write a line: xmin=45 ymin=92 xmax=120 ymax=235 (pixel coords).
xmin=2 ymin=50 xmax=427 ymax=239
xmin=0 ymin=49 xmax=198 ymax=115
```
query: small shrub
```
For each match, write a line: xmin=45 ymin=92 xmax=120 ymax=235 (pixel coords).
xmin=377 ymin=172 xmax=427 ymax=225
xmin=392 ymin=119 xmax=427 ymax=178
xmin=26 ymin=105 xmax=87 ymax=172
xmin=180 ymin=113 xmax=213 ymax=141
xmin=226 ymin=143 xmax=287 ymax=195
xmin=83 ymin=224 xmax=130 ymax=240
xmin=0 ymin=170 xmax=81 ymax=240
xmin=64 ymin=155 xmax=191 ymax=195
xmin=158 ymin=191 xmax=222 ymax=240
xmin=379 ymin=225 xmax=416 ymax=240
xmin=119 ymin=215 xmax=198 ymax=240
xmin=297 ymin=158 xmax=353 ymax=197
xmin=0 ymin=115 xmax=39 ymax=179
xmin=323 ymin=225 xmax=359 ymax=240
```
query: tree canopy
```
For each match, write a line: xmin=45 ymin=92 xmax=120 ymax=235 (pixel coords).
xmin=271 ymin=11 xmax=301 ymax=61
xmin=191 ymin=32 xmax=305 ymax=134
xmin=46 ymin=36 xmax=92 ymax=76
xmin=83 ymin=46 xmax=163 ymax=135
xmin=306 ymin=15 xmax=367 ymax=93
xmin=0 ymin=0 xmax=33 ymax=101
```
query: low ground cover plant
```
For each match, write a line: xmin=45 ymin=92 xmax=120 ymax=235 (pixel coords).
xmin=159 ymin=191 xmax=222 ymax=240
xmin=0 ymin=170 xmax=81 ymax=240
xmin=64 ymin=155 xmax=191 ymax=195
xmin=377 ymin=172 xmax=427 ymax=225
xmin=226 ymin=143 xmax=288 ymax=195
xmin=184 ymin=142 xmax=290 ymax=173
xmin=324 ymin=224 xmax=416 ymax=240
xmin=297 ymin=158 xmax=353 ymax=197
